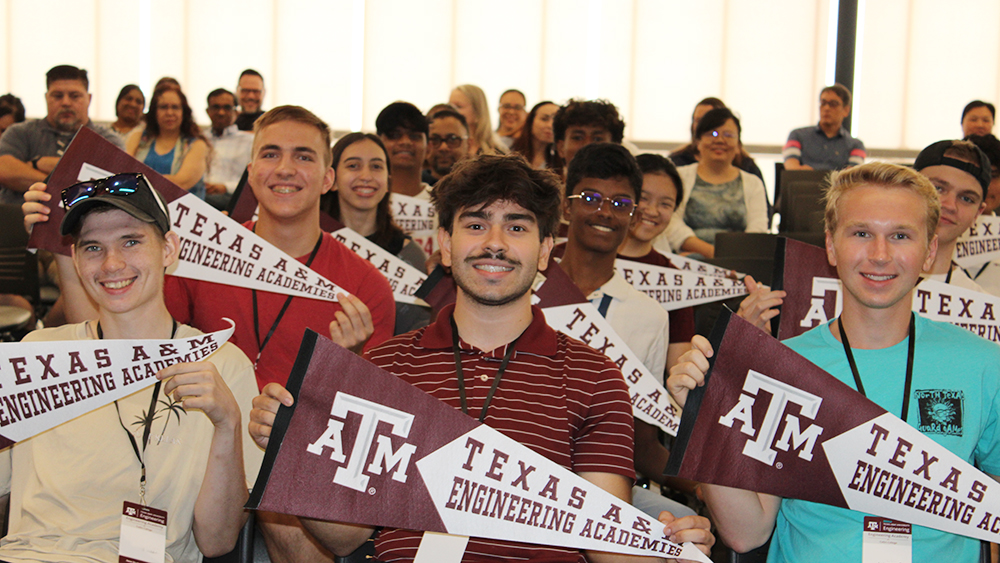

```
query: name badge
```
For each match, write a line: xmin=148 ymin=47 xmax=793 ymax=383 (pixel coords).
xmin=119 ymin=501 xmax=167 ymax=563
xmin=862 ymin=516 xmax=911 ymax=563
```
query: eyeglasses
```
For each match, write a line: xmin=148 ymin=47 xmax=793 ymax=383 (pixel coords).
xmin=62 ymin=173 xmax=167 ymax=219
xmin=500 ymin=104 xmax=525 ymax=112
xmin=567 ymin=190 xmax=636 ymax=216
xmin=428 ymin=134 xmax=468 ymax=148
xmin=208 ymin=104 xmax=235 ymax=112
xmin=707 ymin=130 xmax=737 ymax=141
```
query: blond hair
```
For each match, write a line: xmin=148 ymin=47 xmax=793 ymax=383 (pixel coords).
xmin=253 ymin=105 xmax=333 ymax=166
xmin=824 ymin=161 xmax=940 ymax=243
xmin=454 ymin=84 xmax=506 ymax=155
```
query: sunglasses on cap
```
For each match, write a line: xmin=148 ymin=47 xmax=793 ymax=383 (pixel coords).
xmin=62 ymin=173 xmax=165 ymax=214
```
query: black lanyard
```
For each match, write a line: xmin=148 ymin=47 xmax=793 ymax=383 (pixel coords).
xmin=838 ymin=313 xmax=915 ymax=421
xmin=252 ymin=234 xmax=322 ymax=368
xmin=99 ymin=319 xmax=177 ymax=506
xmin=450 ymin=315 xmax=523 ymax=423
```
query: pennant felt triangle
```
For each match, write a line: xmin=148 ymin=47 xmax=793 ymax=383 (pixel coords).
xmin=246 ymin=330 xmax=710 ymax=561
xmin=29 ymin=128 xmax=350 ymax=301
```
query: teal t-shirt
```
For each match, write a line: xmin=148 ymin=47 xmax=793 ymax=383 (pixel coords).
xmin=769 ymin=315 xmax=1000 ymax=563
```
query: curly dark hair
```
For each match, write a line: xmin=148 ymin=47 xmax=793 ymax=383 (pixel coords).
xmin=433 ymin=153 xmax=562 ymax=240
xmin=552 ymin=99 xmax=625 ymax=143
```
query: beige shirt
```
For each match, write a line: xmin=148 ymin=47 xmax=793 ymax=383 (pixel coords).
xmin=0 ymin=322 xmax=262 ymax=563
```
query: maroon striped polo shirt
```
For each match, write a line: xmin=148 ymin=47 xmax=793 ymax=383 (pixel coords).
xmin=366 ymin=304 xmax=635 ymax=562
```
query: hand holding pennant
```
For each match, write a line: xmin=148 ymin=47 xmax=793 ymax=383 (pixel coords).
xmin=0 ymin=321 xmax=235 ymax=447
xmin=28 ymin=127 xmax=350 ymax=301
xmin=666 ymin=309 xmax=1000 ymax=544
xmin=247 ymin=331 xmax=711 ymax=561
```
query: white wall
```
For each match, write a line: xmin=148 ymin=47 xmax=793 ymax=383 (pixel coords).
xmin=1 ymin=0 xmax=997 ymax=150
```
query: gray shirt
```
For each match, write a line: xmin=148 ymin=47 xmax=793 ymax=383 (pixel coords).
xmin=0 ymin=118 xmax=123 ymax=203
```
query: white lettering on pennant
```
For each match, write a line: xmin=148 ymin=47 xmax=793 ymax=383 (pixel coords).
xmin=800 ymin=277 xmax=843 ymax=328
xmin=719 ymin=370 xmax=824 ymax=465
xmin=306 ymin=392 xmax=417 ymax=491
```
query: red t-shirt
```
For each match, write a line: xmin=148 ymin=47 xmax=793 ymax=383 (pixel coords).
xmin=165 ymin=226 xmax=395 ymax=390
xmin=366 ymin=304 xmax=635 ymax=562
xmin=616 ymin=250 xmax=697 ymax=344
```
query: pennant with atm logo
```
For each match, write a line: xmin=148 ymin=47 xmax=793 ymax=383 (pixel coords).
xmin=666 ymin=310 xmax=1000 ymax=544
xmin=614 ymin=258 xmax=747 ymax=311
xmin=29 ymin=128 xmax=350 ymax=301
xmin=955 ymin=215 xmax=1000 ymax=269
xmin=535 ymin=263 xmax=681 ymax=435
xmin=0 ymin=322 xmax=234 ymax=449
xmin=246 ymin=331 xmax=710 ymax=562
xmin=229 ymin=177 xmax=429 ymax=305
xmin=774 ymin=237 xmax=1000 ymax=345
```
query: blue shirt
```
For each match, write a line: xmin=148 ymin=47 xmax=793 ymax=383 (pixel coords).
xmin=783 ymin=125 xmax=866 ymax=170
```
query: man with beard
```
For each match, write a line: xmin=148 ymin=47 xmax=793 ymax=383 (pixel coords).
xmin=422 ymin=109 xmax=470 ymax=186
xmin=249 ymin=153 xmax=714 ymax=562
xmin=0 ymin=65 xmax=121 ymax=204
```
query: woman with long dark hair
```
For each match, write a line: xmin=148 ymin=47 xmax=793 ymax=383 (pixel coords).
xmin=510 ymin=101 xmax=559 ymax=169
xmin=320 ymin=133 xmax=430 ymax=334
xmin=126 ymin=85 xmax=209 ymax=198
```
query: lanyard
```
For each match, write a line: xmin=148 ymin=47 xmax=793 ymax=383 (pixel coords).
xmin=100 ymin=319 xmax=178 ymax=506
xmin=252 ymin=234 xmax=322 ymax=368
xmin=450 ymin=315 xmax=523 ymax=423
xmin=838 ymin=313 xmax=915 ymax=421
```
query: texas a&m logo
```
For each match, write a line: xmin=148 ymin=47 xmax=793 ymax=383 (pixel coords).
xmin=306 ymin=393 xmax=418 ymax=492
xmin=800 ymin=277 xmax=843 ymax=328
xmin=718 ymin=370 xmax=825 ymax=466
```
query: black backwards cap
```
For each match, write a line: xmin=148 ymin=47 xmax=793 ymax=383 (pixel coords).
xmin=60 ymin=173 xmax=171 ymax=236
xmin=914 ymin=140 xmax=992 ymax=198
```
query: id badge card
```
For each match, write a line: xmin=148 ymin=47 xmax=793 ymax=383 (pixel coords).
xmin=862 ymin=516 xmax=911 ymax=563
xmin=119 ymin=501 xmax=167 ymax=563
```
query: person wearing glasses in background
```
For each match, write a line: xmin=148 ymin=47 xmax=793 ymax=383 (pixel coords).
xmin=658 ymin=107 xmax=768 ymax=259
xmin=496 ymin=88 xmax=528 ymax=147
xmin=421 ymin=109 xmax=471 ymax=187
xmin=783 ymin=84 xmax=866 ymax=171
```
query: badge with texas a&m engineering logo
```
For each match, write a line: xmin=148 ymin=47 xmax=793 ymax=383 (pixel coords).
xmin=916 ymin=390 xmax=964 ymax=436
xmin=665 ymin=309 xmax=1000 ymax=545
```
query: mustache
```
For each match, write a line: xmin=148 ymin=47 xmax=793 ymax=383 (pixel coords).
xmin=465 ymin=250 xmax=520 ymax=266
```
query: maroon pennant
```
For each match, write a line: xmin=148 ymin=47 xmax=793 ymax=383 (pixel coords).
xmin=28 ymin=127 xmax=188 ymax=256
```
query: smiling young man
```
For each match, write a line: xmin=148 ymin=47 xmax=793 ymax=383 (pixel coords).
xmin=249 ymin=153 xmax=714 ymax=562
xmin=913 ymin=140 xmax=992 ymax=291
xmin=556 ymin=144 xmax=695 ymax=521
xmin=668 ymin=162 xmax=1000 ymax=562
xmin=376 ymin=101 xmax=431 ymax=199
xmin=2 ymin=174 xmax=261 ymax=563
xmin=552 ymin=99 xmax=626 ymax=172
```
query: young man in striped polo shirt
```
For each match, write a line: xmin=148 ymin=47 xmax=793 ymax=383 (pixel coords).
xmin=250 ymin=153 xmax=714 ymax=561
